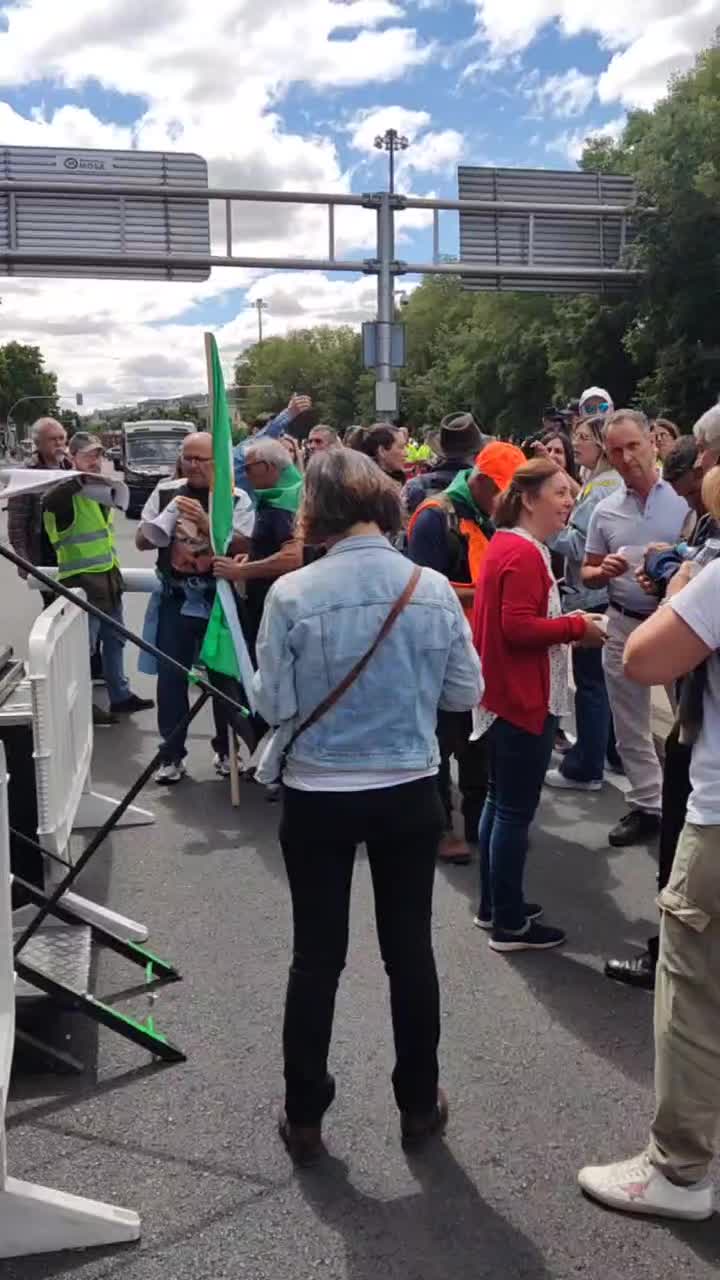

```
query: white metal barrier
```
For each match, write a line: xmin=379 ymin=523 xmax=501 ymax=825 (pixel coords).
xmin=27 ymin=593 xmax=153 ymax=942
xmin=0 ymin=743 xmax=141 ymax=1257
xmin=28 ymin=567 xmax=159 ymax=594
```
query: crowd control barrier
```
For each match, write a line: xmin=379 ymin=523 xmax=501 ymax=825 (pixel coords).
xmin=27 ymin=594 xmax=153 ymax=942
xmin=0 ymin=743 xmax=141 ymax=1257
xmin=28 ymin=567 xmax=159 ymax=594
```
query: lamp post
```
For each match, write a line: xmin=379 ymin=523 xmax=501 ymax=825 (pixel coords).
xmin=373 ymin=129 xmax=409 ymax=195
xmin=252 ymin=298 xmax=268 ymax=344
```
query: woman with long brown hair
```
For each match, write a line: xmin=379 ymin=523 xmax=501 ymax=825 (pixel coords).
xmin=471 ymin=458 xmax=606 ymax=952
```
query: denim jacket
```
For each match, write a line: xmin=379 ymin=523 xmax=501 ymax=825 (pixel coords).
xmin=252 ymin=534 xmax=483 ymax=775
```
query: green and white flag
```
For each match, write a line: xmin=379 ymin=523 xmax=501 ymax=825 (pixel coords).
xmin=199 ymin=333 xmax=257 ymax=713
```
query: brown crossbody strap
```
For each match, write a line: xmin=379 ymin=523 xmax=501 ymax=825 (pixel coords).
xmin=281 ymin=565 xmax=422 ymax=767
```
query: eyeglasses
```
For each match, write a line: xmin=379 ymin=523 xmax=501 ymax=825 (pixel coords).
xmin=183 ymin=454 xmax=212 ymax=464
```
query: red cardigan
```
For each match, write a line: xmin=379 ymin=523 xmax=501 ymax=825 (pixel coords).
xmin=472 ymin=531 xmax=586 ymax=735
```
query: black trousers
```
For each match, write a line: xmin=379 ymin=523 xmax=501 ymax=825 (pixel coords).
xmin=279 ymin=778 xmax=445 ymax=1125
xmin=648 ymin=723 xmax=692 ymax=963
xmin=436 ymin=709 xmax=488 ymax=843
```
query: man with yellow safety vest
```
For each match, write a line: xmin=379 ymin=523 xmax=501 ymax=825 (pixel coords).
xmin=43 ymin=432 xmax=153 ymax=726
xmin=408 ymin=440 xmax=525 ymax=864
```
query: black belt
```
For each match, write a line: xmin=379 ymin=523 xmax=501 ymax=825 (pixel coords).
xmin=609 ymin=602 xmax=653 ymax=623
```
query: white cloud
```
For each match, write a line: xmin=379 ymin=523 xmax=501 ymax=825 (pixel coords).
xmin=546 ymin=114 xmax=627 ymax=164
xmin=348 ymin=104 xmax=464 ymax=178
xmin=597 ymin=4 xmax=720 ymax=109
xmin=526 ymin=68 xmax=596 ymax=118
xmin=349 ymin=106 xmax=432 ymax=150
xmin=471 ymin=1 xmax=717 ymax=107
xmin=0 ymin=0 xmax=439 ymax=407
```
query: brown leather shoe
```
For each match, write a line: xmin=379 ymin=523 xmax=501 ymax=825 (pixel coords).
xmin=401 ymin=1088 xmax=449 ymax=1150
xmin=437 ymin=833 xmax=471 ymax=866
xmin=278 ymin=1113 xmax=324 ymax=1166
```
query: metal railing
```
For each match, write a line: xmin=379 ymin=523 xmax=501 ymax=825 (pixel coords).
xmin=0 ymin=178 xmax=646 ymax=415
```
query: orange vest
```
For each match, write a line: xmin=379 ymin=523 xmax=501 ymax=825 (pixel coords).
xmin=407 ymin=496 xmax=491 ymax=618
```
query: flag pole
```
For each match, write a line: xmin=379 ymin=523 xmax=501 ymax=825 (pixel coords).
xmin=205 ymin=332 xmax=242 ymax=803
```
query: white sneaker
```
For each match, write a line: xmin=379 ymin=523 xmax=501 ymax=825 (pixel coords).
xmin=578 ymin=1151 xmax=714 ymax=1220
xmin=213 ymin=753 xmax=231 ymax=777
xmin=154 ymin=762 xmax=186 ymax=786
xmin=545 ymin=768 xmax=602 ymax=792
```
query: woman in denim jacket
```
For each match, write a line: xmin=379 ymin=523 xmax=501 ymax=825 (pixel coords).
xmin=253 ymin=448 xmax=483 ymax=1164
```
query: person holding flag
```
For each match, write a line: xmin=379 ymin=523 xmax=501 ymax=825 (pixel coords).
xmin=212 ymin=437 xmax=304 ymax=659
xmin=136 ymin=334 xmax=256 ymax=784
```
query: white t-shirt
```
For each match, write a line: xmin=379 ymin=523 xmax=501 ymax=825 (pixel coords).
xmin=670 ymin=559 xmax=720 ymax=826
xmin=140 ymin=478 xmax=255 ymax=538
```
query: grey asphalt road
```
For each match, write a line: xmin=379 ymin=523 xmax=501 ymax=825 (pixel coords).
xmin=1 ymin=511 xmax=718 ymax=1280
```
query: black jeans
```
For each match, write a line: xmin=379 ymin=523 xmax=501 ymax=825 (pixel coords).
xmin=648 ymin=723 xmax=693 ymax=964
xmin=155 ymin=595 xmax=231 ymax=764
xmin=436 ymin=709 xmax=488 ymax=843
xmin=279 ymin=778 xmax=445 ymax=1126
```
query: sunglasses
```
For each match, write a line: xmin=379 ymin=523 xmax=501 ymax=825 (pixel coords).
xmin=582 ymin=402 xmax=611 ymax=415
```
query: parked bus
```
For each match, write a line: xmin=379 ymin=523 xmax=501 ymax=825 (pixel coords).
xmin=121 ymin=420 xmax=194 ymax=517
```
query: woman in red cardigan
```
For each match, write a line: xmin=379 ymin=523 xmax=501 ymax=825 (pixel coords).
xmin=471 ymin=458 xmax=607 ymax=952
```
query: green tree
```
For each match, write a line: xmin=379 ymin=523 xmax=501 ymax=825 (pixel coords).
xmin=0 ymin=341 xmax=59 ymax=435
xmin=236 ymin=326 xmax=363 ymax=428
xmin=580 ymin=42 xmax=720 ymax=423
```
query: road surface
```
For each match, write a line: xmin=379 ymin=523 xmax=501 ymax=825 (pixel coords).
xmin=1 ymin=512 xmax=717 ymax=1280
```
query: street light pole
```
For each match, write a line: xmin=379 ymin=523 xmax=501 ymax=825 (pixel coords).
xmin=373 ymin=129 xmax=409 ymax=195
xmin=252 ymin=298 xmax=268 ymax=344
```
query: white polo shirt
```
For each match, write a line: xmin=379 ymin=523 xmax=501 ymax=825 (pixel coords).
xmin=586 ymin=478 xmax=689 ymax=615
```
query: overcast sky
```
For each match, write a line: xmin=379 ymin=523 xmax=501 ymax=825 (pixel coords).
xmin=0 ymin=0 xmax=716 ymax=409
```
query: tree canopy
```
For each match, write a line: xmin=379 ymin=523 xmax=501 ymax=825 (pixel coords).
xmin=0 ymin=341 xmax=59 ymax=430
xmin=235 ymin=41 xmax=720 ymax=437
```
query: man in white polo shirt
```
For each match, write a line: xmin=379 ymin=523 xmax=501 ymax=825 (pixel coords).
xmin=582 ymin=410 xmax=690 ymax=847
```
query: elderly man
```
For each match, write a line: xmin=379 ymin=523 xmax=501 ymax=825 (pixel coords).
xmin=7 ymin=417 xmax=71 ymax=601
xmin=694 ymin=403 xmax=720 ymax=474
xmin=213 ymin=437 xmax=303 ymax=655
xmin=582 ymin=410 xmax=690 ymax=847
xmin=408 ymin=441 xmax=525 ymax=864
xmin=43 ymin=432 xmax=153 ymax=726
xmin=306 ymin=425 xmax=340 ymax=457
xmin=136 ymin=432 xmax=255 ymax=783
xmin=233 ymin=393 xmax=312 ymax=495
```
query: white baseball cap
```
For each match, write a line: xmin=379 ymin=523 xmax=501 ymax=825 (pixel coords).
xmin=579 ymin=387 xmax=614 ymax=413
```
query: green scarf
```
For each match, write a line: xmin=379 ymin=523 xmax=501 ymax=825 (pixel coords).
xmin=254 ymin=463 xmax=303 ymax=513
xmin=444 ymin=469 xmax=495 ymax=539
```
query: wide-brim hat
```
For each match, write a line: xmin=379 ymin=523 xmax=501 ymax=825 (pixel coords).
xmin=428 ymin=412 xmax=484 ymax=459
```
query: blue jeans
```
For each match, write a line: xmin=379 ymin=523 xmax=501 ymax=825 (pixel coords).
xmin=89 ymin=603 xmax=130 ymax=705
xmin=156 ymin=594 xmax=230 ymax=764
xmin=561 ymin=645 xmax=612 ymax=783
xmin=478 ymin=715 xmax=556 ymax=932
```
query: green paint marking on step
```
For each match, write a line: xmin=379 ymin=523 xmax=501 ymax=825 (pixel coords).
xmin=90 ymin=997 xmax=169 ymax=1044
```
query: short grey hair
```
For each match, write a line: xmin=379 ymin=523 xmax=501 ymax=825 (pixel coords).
xmin=31 ymin=416 xmax=64 ymax=445
xmin=693 ymin=404 xmax=720 ymax=449
xmin=245 ymin=437 xmax=292 ymax=471
xmin=603 ymin=408 xmax=651 ymax=436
